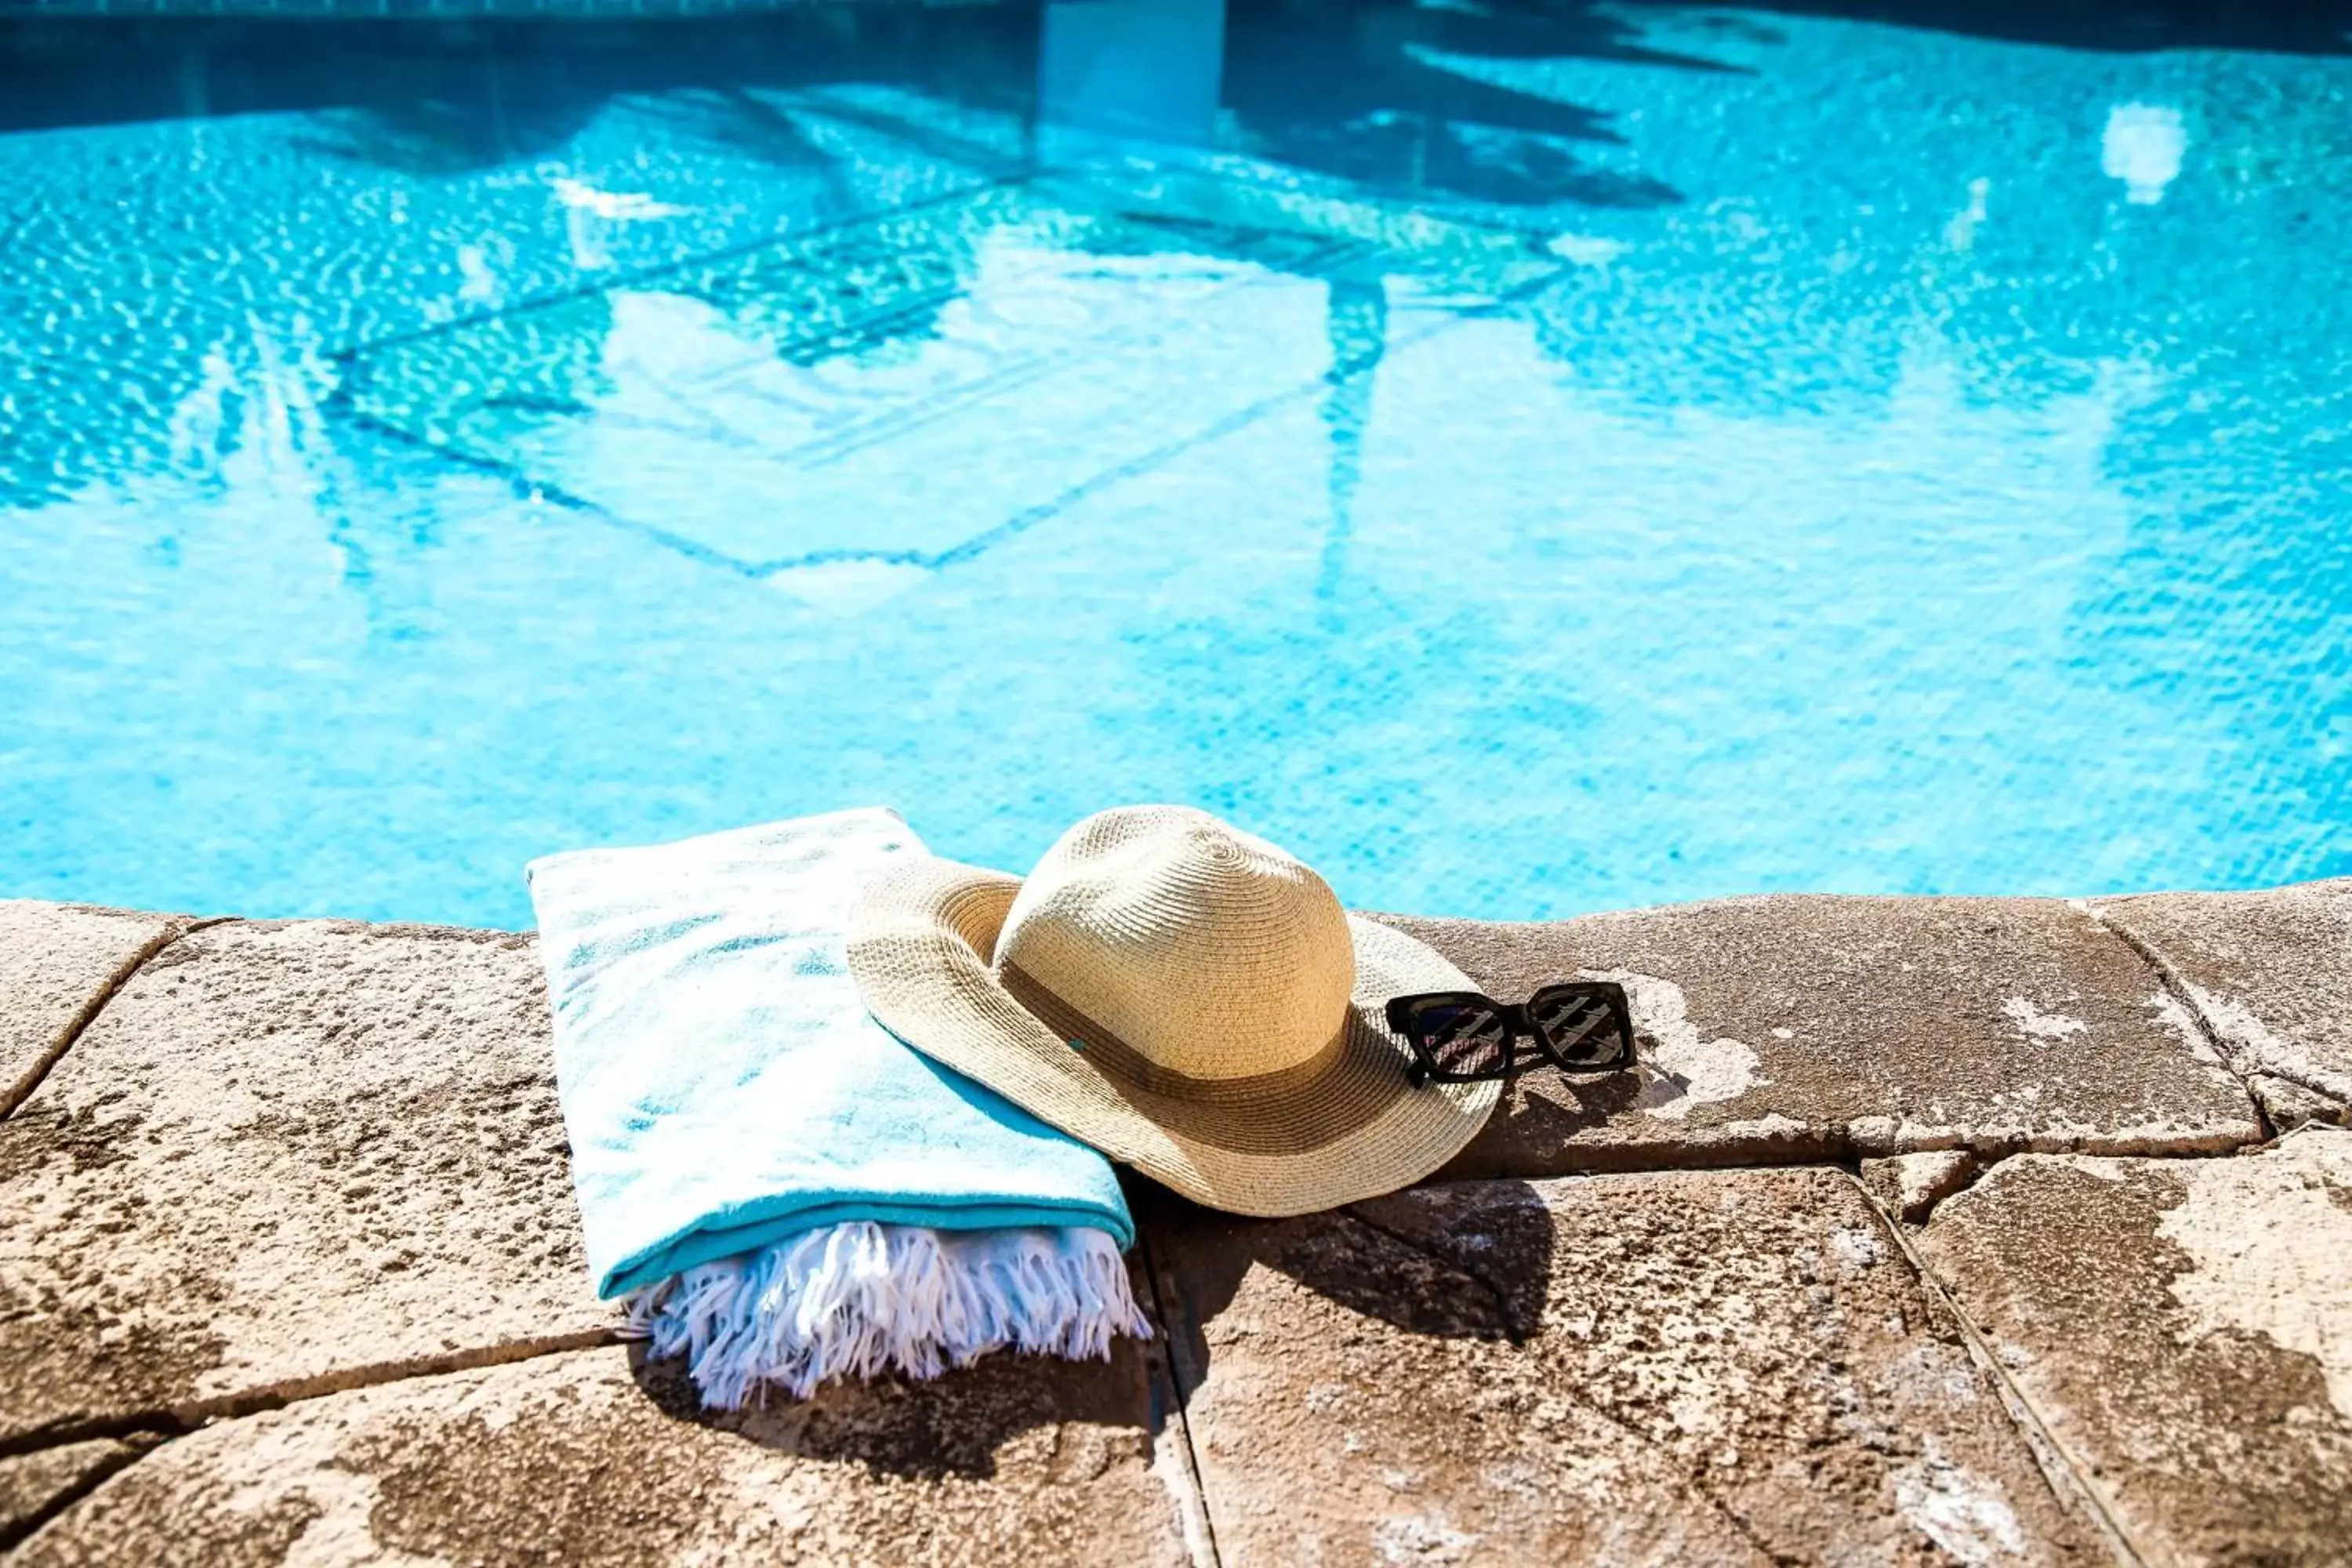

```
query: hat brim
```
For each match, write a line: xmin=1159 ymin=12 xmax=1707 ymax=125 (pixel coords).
xmin=847 ymin=855 xmax=1501 ymax=1218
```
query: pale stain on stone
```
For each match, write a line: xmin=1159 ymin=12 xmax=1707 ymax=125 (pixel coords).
xmin=1892 ymin=1447 xmax=2028 ymax=1565
xmin=2146 ymin=989 xmax=2222 ymax=1065
xmin=2185 ymin=982 xmax=2286 ymax=1062
xmin=1830 ymin=1227 xmax=1886 ymax=1269
xmin=1388 ymin=895 xmax=2267 ymax=1174
xmin=2000 ymin=997 xmax=2087 ymax=1043
xmin=1918 ymin=1134 xmax=2352 ymax=1560
xmin=2101 ymin=884 xmax=2352 ymax=1113
xmin=1580 ymin=968 xmax=1759 ymax=1120
xmin=1372 ymin=1509 xmax=1477 ymax=1564
xmin=1719 ymin=1112 xmax=1811 ymax=1142
xmin=2155 ymin=1131 xmax=2352 ymax=1419
xmin=2182 ymin=979 xmax=2351 ymax=1104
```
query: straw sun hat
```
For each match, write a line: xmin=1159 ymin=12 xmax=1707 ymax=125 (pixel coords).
xmin=847 ymin=805 xmax=1499 ymax=1216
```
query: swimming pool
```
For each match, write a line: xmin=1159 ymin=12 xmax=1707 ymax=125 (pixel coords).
xmin=3 ymin=1 xmax=2347 ymax=929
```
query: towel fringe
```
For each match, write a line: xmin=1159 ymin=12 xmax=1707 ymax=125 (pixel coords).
xmin=619 ymin=1223 xmax=1152 ymax=1409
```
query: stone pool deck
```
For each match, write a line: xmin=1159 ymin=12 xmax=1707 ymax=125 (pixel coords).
xmin=0 ymin=884 xmax=2347 ymax=1565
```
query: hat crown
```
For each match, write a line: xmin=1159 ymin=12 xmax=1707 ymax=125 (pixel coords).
xmin=993 ymin=807 xmax=1356 ymax=1084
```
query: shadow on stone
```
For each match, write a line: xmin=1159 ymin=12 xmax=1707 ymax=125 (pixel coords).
xmin=1137 ymin=1175 xmax=1556 ymax=1407
xmin=1438 ymin=1063 xmax=1855 ymax=1178
xmin=619 ymin=1296 xmax=1168 ymax=1483
xmin=1437 ymin=1066 xmax=1646 ymax=1174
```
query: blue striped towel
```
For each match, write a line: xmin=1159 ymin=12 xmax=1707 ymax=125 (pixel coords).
xmin=528 ymin=807 xmax=1148 ymax=1406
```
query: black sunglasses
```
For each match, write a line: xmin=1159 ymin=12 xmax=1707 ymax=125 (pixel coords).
xmin=1385 ymin=982 xmax=1637 ymax=1085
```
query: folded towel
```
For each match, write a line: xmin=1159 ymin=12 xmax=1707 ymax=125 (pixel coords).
xmin=528 ymin=808 xmax=1149 ymax=1405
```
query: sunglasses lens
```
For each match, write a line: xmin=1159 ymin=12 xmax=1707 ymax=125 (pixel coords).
xmin=1411 ymin=1002 xmax=1511 ymax=1077
xmin=1530 ymin=990 xmax=1631 ymax=1068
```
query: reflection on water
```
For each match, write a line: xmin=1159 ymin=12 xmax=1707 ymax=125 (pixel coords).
xmin=0 ymin=0 xmax=2347 ymax=926
xmin=1041 ymin=0 xmax=1225 ymax=145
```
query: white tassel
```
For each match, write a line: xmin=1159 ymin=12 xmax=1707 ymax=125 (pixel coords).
xmin=619 ymin=1223 xmax=1153 ymax=1409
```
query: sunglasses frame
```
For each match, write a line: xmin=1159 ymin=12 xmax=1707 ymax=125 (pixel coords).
xmin=1385 ymin=981 xmax=1638 ymax=1085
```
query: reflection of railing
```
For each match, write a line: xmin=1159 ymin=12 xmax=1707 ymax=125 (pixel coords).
xmin=0 ymin=0 xmax=978 ymax=16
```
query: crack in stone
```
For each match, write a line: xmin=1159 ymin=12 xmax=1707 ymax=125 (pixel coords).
xmin=1556 ymin=1385 xmax=1812 ymax=1568
xmin=2085 ymin=915 xmax=2301 ymax=1141
xmin=1552 ymin=1381 xmax=1809 ymax=1568
xmin=3 ymin=888 xmax=2322 ymax=1563
xmin=1338 ymin=1204 xmax=1812 ymax=1566
xmin=1134 ymin=1226 xmax=1223 ymax=1568
xmin=0 ymin=1326 xmax=622 ymax=1462
xmin=1939 ymin=1142 xmax=2282 ymax=1216
xmin=2 ymin=916 xmax=240 ymax=1122
xmin=1929 ymin=1152 xmax=2007 ymax=1218
xmin=1843 ymin=1168 xmax=2149 ymax=1568
xmin=0 ymin=1433 xmax=159 ymax=1553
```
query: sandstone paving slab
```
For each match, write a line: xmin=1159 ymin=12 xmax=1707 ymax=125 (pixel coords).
xmin=2097 ymin=879 xmax=2352 ymax=1125
xmin=13 ymin=1338 xmax=1203 ymax=1567
xmin=1914 ymin=1129 xmax=2352 ymax=1566
xmin=0 ymin=900 xmax=187 ymax=1116
xmin=1379 ymin=896 xmax=2261 ymax=1178
xmin=0 ymin=1439 xmax=140 ymax=1550
xmin=0 ymin=920 xmax=613 ymax=1446
xmin=1145 ymin=1167 xmax=2100 ymax=1566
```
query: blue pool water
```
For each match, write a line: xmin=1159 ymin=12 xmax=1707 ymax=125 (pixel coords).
xmin=3 ymin=2 xmax=2348 ymax=930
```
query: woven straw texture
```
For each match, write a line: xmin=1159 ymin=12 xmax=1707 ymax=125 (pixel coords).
xmin=847 ymin=807 xmax=1498 ymax=1216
